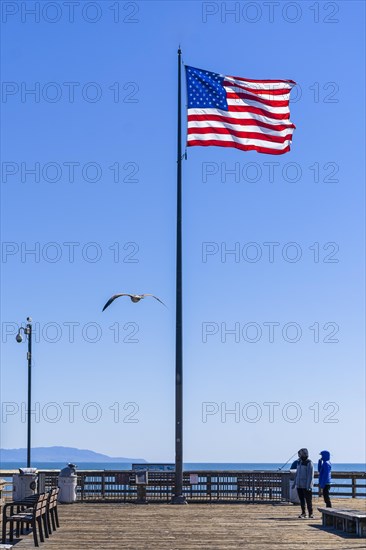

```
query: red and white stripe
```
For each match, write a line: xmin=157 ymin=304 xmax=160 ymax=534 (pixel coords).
xmin=187 ymin=76 xmax=296 ymax=155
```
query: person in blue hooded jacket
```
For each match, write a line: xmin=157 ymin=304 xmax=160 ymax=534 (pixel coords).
xmin=318 ymin=450 xmax=332 ymax=507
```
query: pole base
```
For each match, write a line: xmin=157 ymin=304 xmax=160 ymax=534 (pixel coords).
xmin=170 ymin=495 xmax=188 ymax=504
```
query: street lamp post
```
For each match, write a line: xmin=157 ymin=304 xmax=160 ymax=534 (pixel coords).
xmin=16 ymin=317 xmax=33 ymax=468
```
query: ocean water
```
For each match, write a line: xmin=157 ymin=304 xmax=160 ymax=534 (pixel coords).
xmin=1 ymin=461 xmax=365 ymax=471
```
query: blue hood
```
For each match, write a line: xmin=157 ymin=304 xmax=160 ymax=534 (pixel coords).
xmin=320 ymin=450 xmax=330 ymax=461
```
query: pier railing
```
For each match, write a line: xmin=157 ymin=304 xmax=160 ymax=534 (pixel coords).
xmin=0 ymin=470 xmax=365 ymax=503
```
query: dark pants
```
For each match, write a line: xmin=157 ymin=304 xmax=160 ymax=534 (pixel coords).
xmin=297 ymin=488 xmax=313 ymax=515
xmin=322 ymin=484 xmax=332 ymax=507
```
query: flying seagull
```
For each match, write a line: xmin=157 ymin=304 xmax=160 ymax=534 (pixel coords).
xmin=102 ymin=293 xmax=166 ymax=312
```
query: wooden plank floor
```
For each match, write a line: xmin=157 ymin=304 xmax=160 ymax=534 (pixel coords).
xmin=3 ymin=498 xmax=365 ymax=549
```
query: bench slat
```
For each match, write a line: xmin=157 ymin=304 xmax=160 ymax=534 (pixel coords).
xmin=318 ymin=507 xmax=366 ymax=519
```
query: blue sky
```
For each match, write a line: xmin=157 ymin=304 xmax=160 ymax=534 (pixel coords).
xmin=1 ymin=0 xmax=365 ymax=463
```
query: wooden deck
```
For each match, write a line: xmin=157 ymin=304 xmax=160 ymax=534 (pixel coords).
xmin=3 ymin=498 xmax=365 ymax=549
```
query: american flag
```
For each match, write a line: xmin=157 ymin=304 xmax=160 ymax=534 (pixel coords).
xmin=186 ymin=66 xmax=296 ymax=155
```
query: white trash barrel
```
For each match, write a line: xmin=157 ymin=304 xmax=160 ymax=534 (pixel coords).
xmin=13 ymin=468 xmax=38 ymax=501
xmin=289 ymin=469 xmax=300 ymax=504
xmin=58 ymin=464 xmax=77 ymax=503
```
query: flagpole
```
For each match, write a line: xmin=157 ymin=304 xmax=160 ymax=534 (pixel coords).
xmin=172 ymin=46 xmax=187 ymax=504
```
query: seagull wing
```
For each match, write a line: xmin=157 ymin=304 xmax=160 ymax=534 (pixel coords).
xmin=142 ymin=294 xmax=167 ymax=308
xmin=102 ymin=294 xmax=131 ymax=312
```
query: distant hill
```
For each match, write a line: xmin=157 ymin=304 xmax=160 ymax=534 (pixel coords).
xmin=0 ymin=446 xmax=146 ymax=463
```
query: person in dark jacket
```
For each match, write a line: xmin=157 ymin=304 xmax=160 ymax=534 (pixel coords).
xmin=318 ymin=450 xmax=332 ymax=507
xmin=293 ymin=448 xmax=314 ymax=518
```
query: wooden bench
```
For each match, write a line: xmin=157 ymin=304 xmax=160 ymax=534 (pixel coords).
xmin=318 ymin=507 xmax=366 ymax=537
xmin=47 ymin=487 xmax=60 ymax=533
xmin=2 ymin=493 xmax=49 ymax=547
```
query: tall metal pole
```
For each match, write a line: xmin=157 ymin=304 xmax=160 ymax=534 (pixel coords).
xmin=172 ymin=47 xmax=186 ymax=504
xmin=27 ymin=320 xmax=32 ymax=468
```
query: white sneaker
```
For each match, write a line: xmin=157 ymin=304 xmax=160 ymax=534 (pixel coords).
xmin=298 ymin=513 xmax=307 ymax=519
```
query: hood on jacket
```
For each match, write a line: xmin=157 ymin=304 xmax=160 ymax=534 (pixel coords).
xmin=320 ymin=450 xmax=330 ymax=461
